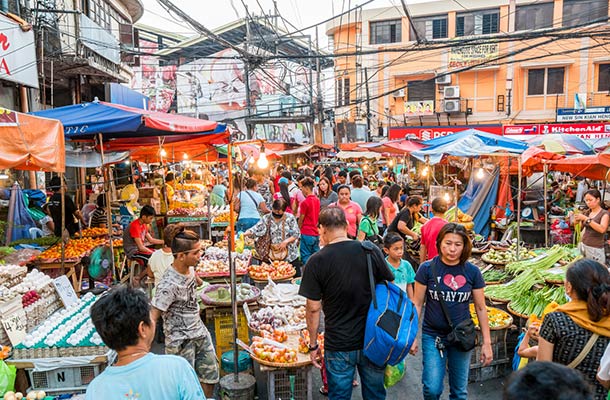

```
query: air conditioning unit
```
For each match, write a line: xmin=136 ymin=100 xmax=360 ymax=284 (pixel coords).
xmin=443 ymin=86 xmax=460 ymax=98
xmin=435 ymin=74 xmax=451 ymax=85
xmin=392 ymin=89 xmax=405 ymax=98
xmin=443 ymin=99 xmax=461 ymax=113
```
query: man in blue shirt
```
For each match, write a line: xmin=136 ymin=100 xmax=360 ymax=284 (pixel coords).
xmin=86 ymin=286 xmax=206 ymax=400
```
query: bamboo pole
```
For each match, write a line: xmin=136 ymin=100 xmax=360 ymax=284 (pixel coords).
xmin=543 ymin=162 xmax=549 ymax=247
xmin=98 ymin=133 xmax=115 ymax=282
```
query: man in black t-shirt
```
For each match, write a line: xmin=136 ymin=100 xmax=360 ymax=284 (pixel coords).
xmin=299 ymin=207 xmax=394 ymax=399
xmin=47 ymin=176 xmax=84 ymax=237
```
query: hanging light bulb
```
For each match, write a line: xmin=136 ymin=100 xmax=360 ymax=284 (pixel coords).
xmin=443 ymin=192 xmax=451 ymax=203
xmin=183 ymin=153 xmax=189 ymax=160
xmin=257 ymin=145 xmax=269 ymax=169
xmin=124 ymin=160 xmax=130 ymax=165
xmin=363 ymin=163 xmax=369 ymax=171
xmin=421 ymin=166 xmax=429 ymax=177
xmin=160 ymin=148 xmax=167 ymax=157
xmin=388 ymin=159 xmax=394 ymax=167
xmin=476 ymin=167 xmax=485 ymax=180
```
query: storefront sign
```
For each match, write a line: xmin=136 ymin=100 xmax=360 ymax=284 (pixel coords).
xmin=404 ymin=100 xmax=434 ymax=116
xmin=503 ymin=123 xmax=610 ymax=139
xmin=557 ymin=107 xmax=610 ymax=122
xmin=389 ymin=125 xmax=502 ymax=140
xmin=449 ymin=43 xmax=499 ymax=69
xmin=0 ymin=14 xmax=38 ymax=88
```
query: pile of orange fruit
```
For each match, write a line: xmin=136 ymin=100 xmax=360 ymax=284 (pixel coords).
xmin=261 ymin=329 xmax=288 ymax=343
xmin=251 ymin=336 xmax=297 ymax=364
xmin=249 ymin=261 xmax=295 ymax=280
xmin=75 ymin=227 xmax=108 ymax=237
xmin=0 ymin=346 xmax=10 ymax=360
xmin=298 ymin=331 xmax=325 ymax=354
xmin=39 ymin=237 xmax=107 ymax=260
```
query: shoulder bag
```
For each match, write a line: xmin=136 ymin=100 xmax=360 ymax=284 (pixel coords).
xmin=269 ymin=216 xmax=288 ymax=261
xmin=244 ymin=190 xmax=262 ymax=217
xmin=567 ymin=333 xmax=599 ymax=369
xmin=360 ymin=216 xmax=382 ymax=247
xmin=430 ymin=259 xmax=476 ymax=352
xmin=254 ymin=217 xmax=272 ymax=261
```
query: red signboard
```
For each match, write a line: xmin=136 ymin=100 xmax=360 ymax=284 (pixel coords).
xmin=503 ymin=123 xmax=610 ymax=139
xmin=389 ymin=125 xmax=502 ymax=141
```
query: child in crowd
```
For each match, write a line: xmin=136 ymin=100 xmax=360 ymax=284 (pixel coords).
xmin=383 ymin=232 xmax=415 ymax=299
xmin=515 ymin=321 xmax=540 ymax=369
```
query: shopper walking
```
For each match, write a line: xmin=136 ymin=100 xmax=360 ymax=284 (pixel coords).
xmin=86 ymin=286 xmax=206 ymax=399
xmin=351 ymin=175 xmax=374 ymax=212
xmin=381 ymin=184 xmax=401 ymax=230
xmin=299 ymin=207 xmax=394 ymax=400
xmin=357 ymin=196 xmax=382 ymax=243
xmin=413 ymin=223 xmax=492 ymax=400
xmin=330 ymin=185 xmax=362 ymax=239
xmin=420 ymin=197 xmax=448 ymax=263
xmin=152 ymin=229 xmax=219 ymax=397
xmin=298 ymin=177 xmax=320 ymax=267
xmin=574 ymin=189 xmax=609 ymax=265
xmin=234 ymin=178 xmax=269 ymax=233
xmin=538 ymin=258 xmax=610 ymax=400
xmin=317 ymin=176 xmax=338 ymax=210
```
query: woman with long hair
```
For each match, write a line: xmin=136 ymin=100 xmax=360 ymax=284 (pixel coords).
xmin=273 ymin=177 xmax=294 ymax=214
xmin=538 ymin=259 xmax=610 ymax=400
xmin=382 ymin=184 xmax=402 ymax=229
xmin=574 ymin=189 xmax=609 ymax=264
xmin=356 ymin=196 xmax=382 ymax=242
xmin=317 ymin=176 xmax=338 ymax=210
xmin=413 ymin=223 xmax=492 ymax=400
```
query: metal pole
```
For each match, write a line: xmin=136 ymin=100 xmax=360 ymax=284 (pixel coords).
xmin=98 ymin=133 xmax=115 ymax=281
xmin=364 ymin=67 xmax=371 ymax=142
xmin=543 ymin=162 xmax=549 ymax=247
xmin=60 ymin=173 xmax=65 ymax=274
xmin=516 ymin=157 xmax=522 ymax=260
xmin=227 ymin=141 xmax=239 ymax=383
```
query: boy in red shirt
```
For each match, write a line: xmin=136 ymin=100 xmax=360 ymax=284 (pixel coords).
xmin=298 ymin=177 xmax=320 ymax=268
xmin=420 ymin=197 xmax=448 ymax=262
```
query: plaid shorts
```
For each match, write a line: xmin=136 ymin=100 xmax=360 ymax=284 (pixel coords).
xmin=165 ymin=334 xmax=219 ymax=384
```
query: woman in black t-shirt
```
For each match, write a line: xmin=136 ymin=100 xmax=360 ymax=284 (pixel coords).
xmin=538 ymin=259 xmax=610 ymax=400
xmin=412 ymin=223 xmax=492 ymax=400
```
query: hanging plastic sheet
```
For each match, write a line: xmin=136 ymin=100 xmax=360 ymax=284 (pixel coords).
xmin=6 ymin=183 xmax=36 ymax=244
xmin=458 ymin=168 xmax=500 ymax=238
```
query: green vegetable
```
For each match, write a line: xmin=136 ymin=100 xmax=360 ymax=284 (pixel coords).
xmin=482 ymin=269 xmax=509 ymax=282
xmin=505 ymin=245 xmax=566 ymax=275
xmin=509 ymin=285 xmax=567 ymax=317
xmin=0 ymin=247 xmax=15 ymax=258
xmin=9 ymin=236 xmax=60 ymax=247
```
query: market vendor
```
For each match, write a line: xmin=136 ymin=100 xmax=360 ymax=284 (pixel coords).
xmin=550 ymin=181 xmax=566 ymax=208
xmin=160 ymin=172 xmax=175 ymax=214
xmin=47 ymin=176 xmax=86 ymax=237
xmin=574 ymin=189 xmax=609 ymax=264
xmin=123 ymin=205 xmax=164 ymax=268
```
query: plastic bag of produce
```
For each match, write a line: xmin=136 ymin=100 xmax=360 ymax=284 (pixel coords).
xmin=384 ymin=360 xmax=405 ymax=388
xmin=0 ymin=360 xmax=16 ymax=394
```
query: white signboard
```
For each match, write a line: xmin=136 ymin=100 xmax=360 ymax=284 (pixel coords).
xmin=0 ymin=14 xmax=38 ymax=88
xmin=53 ymin=275 xmax=78 ymax=308
xmin=2 ymin=308 xmax=26 ymax=346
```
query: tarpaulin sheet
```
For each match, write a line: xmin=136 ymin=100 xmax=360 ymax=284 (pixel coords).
xmin=357 ymin=140 xmax=424 ymax=154
xmin=422 ymin=128 xmax=528 ymax=151
xmin=6 ymin=184 xmax=36 ymax=244
xmin=457 ymin=167 xmax=499 ymax=238
xmin=31 ymin=102 xmax=227 ymax=141
xmin=0 ymin=109 xmax=65 ymax=172
xmin=65 ymin=149 xmax=130 ymax=168
xmin=545 ymin=152 xmax=610 ymax=180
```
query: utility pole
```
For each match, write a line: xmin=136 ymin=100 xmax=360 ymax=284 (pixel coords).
xmin=364 ymin=67 xmax=371 ymax=141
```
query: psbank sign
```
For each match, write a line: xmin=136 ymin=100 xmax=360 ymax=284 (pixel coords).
xmin=389 ymin=125 xmax=502 ymax=140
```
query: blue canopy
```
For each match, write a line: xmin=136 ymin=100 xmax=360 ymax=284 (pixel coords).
xmin=31 ymin=102 xmax=226 ymax=140
xmin=413 ymin=129 xmax=528 ymax=164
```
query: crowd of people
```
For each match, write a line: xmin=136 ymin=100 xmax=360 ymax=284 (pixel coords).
xmin=82 ymin=163 xmax=610 ymax=400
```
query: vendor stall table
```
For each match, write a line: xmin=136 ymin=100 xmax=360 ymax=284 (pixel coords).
xmin=34 ymin=261 xmax=82 ymax=292
xmin=167 ymin=216 xmax=210 ymax=239
xmin=253 ymin=363 xmax=313 ymax=400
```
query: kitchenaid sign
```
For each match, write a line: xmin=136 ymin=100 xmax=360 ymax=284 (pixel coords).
xmin=503 ymin=123 xmax=610 ymax=139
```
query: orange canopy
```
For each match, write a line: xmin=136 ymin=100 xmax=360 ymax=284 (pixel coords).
xmin=0 ymin=109 xmax=65 ymax=172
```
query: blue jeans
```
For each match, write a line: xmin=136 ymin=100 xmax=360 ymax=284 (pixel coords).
xmin=236 ymin=218 xmax=259 ymax=233
xmin=421 ymin=333 xmax=472 ymax=400
xmin=299 ymin=234 xmax=319 ymax=266
xmin=325 ymin=350 xmax=385 ymax=400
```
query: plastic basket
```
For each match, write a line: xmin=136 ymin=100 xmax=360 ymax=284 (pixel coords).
xmin=267 ymin=366 xmax=312 ymax=400
xmin=214 ymin=309 xmax=250 ymax=360
xmin=27 ymin=363 xmax=105 ymax=394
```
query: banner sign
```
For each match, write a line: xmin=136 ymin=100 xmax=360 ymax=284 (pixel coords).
xmin=557 ymin=107 xmax=610 ymax=122
xmin=504 ymin=123 xmax=610 ymax=139
xmin=389 ymin=125 xmax=502 ymax=140
xmin=404 ymin=100 xmax=435 ymax=116
xmin=449 ymin=43 xmax=499 ymax=69
xmin=0 ymin=14 xmax=38 ymax=88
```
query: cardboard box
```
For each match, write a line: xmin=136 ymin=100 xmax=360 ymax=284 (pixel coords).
xmin=138 ymin=186 xmax=159 ymax=199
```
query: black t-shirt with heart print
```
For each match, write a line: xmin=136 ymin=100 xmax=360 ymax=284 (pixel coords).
xmin=415 ymin=257 xmax=485 ymax=337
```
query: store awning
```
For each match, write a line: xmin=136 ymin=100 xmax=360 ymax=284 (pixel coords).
xmin=357 ymin=140 xmax=424 ymax=154
xmin=31 ymin=101 xmax=227 ymax=141
xmin=276 ymin=144 xmax=315 ymax=156
xmin=336 ymin=151 xmax=381 ymax=160
xmin=545 ymin=152 xmax=610 ymax=180
xmin=0 ymin=109 xmax=65 ymax=172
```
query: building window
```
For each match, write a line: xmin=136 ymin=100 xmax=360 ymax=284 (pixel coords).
xmin=343 ymin=78 xmax=351 ymax=106
xmin=598 ymin=64 xmax=610 ymax=92
xmin=563 ymin=0 xmax=608 ymax=27
xmin=515 ymin=2 xmax=553 ymax=31
xmin=370 ymin=19 xmax=402 ymax=44
xmin=336 ymin=79 xmax=343 ymax=107
xmin=336 ymin=77 xmax=350 ymax=106
xmin=88 ymin=0 xmax=129 ymax=33
xmin=456 ymin=9 xmax=500 ymax=36
xmin=527 ymin=67 xmax=565 ymax=95
xmin=411 ymin=15 xmax=448 ymax=40
xmin=407 ymin=80 xmax=435 ymax=102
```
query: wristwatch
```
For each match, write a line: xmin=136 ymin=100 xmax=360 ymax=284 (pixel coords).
xmin=308 ymin=343 xmax=319 ymax=351
xmin=586 ymin=218 xmax=592 ymax=226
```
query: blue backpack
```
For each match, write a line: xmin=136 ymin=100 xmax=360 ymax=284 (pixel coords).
xmin=361 ymin=241 xmax=419 ymax=367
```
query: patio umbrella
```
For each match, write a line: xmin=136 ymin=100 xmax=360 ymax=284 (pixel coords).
xmin=525 ymin=134 xmax=594 ymax=154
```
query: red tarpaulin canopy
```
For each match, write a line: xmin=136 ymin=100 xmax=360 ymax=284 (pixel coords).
xmin=0 ymin=109 xmax=65 ymax=172
xmin=358 ymin=140 xmax=424 ymax=154
xmin=545 ymin=152 xmax=610 ymax=180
